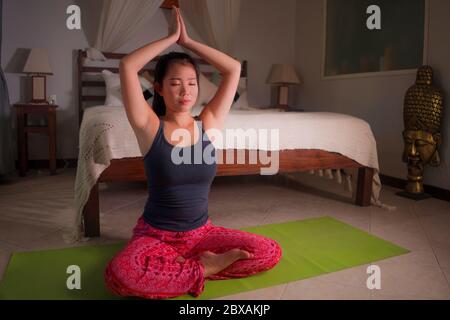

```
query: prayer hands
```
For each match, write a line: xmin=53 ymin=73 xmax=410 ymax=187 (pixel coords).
xmin=171 ymin=6 xmax=191 ymax=46
xmin=168 ymin=6 xmax=181 ymax=40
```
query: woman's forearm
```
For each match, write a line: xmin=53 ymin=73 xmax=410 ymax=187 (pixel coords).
xmin=183 ymin=39 xmax=241 ymax=75
xmin=121 ymin=35 xmax=177 ymax=71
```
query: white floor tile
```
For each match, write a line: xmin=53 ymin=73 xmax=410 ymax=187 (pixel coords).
xmin=281 ymin=277 xmax=371 ymax=300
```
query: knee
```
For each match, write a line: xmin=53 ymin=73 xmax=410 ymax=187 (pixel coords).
xmin=247 ymin=237 xmax=282 ymax=271
xmin=104 ymin=257 xmax=165 ymax=299
xmin=104 ymin=259 xmax=128 ymax=296
xmin=103 ymin=246 xmax=148 ymax=297
xmin=265 ymin=238 xmax=282 ymax=268
xmin=104 ymin=251 xmax=204 ymax=299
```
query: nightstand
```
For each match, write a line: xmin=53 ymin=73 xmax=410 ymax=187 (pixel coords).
xmin=13 ymin=103 xmax=58 ymax=176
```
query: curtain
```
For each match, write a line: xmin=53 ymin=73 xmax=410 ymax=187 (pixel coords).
xmin=0 ymin=0 xmax=15 ymax=182
xmin=179 ymin=0 xmax=242 ymax=55
xmin=93 ymin=0 xmax=165 ymax=53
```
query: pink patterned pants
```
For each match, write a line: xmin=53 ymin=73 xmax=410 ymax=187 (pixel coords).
xmin=104 ymin=217 xmax=282 ymax=299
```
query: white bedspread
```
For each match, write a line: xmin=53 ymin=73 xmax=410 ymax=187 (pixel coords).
xmin=66 ymin=106 xmax=386 ymax=242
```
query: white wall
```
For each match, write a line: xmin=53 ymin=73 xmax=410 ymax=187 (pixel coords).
xmin=2 ymin=0 xmax=296 ymax=161
xmin=235 ymin=0 xmax=297 ymax=107
xmin=294 ymin=0 xmax=450 ymax=190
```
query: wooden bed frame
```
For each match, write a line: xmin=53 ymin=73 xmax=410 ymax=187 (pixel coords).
xmin=77 ymin=49 xmax=374 ymax=237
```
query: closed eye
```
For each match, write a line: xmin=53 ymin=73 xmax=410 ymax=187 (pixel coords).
xmin=416 ymin=141 xmax=429 ymax=146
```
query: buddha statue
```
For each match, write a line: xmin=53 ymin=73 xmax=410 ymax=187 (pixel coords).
xmin=399 ymin=65 xmax=444 ymax=199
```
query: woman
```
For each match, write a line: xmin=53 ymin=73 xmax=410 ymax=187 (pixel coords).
xmin=104 ymin=6 xmax=282 ymax=299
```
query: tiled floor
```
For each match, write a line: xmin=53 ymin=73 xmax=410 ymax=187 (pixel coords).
xmin=0 ymin=167 xmax=449 ymax=300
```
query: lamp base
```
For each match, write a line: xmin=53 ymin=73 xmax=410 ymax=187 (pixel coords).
xmin=278 ymin=85 xmax=289 ymax=105
xmin=31 ymin=75 xmax=47 ymax=104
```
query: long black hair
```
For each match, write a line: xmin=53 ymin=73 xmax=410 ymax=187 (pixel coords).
xmin=152 ymin=51 xmax=200 ymax=116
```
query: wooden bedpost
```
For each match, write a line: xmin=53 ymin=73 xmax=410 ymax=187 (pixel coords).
xmin=83 ymin=182 xmax=100 ymax=237
xmin=355 ymin=167 xmax=373 ymax=206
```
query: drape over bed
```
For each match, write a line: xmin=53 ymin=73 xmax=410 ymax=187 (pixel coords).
xmin=87 ymin=0 xmax=164 ymax=58
xmin=179 ymin=0 xmax=242 ymax=55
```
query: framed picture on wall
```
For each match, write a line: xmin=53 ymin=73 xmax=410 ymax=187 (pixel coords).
xmin=322 ymin=0 xmax=429 ymax=79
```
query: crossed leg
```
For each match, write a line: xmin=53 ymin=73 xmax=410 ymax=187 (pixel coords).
xmin=104 ymin=220 xmax=282 ymax=299
xmin=186 ymin=225 xmax=282 ymax=280
xmin=104 ymin=235 xmax=205 ymax=299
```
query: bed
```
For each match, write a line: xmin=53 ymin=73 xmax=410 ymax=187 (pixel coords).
xmin=70 ymin=49 xmax=379 ymax=241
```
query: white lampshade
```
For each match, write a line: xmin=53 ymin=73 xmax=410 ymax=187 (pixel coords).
xmin=23 ymin=48 xmax=53 ymax=75
xmin=266 ymin=64 xmax=301 ymax=85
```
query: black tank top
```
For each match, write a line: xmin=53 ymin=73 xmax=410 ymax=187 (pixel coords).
xmin=142 ymin=117 xmax=217 ymax=231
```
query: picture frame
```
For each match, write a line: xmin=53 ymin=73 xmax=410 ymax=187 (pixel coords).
xmin=321 ymin=0 xmax=429 ymax=80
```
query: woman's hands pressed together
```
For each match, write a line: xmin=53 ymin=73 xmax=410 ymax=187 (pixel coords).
xmin=169 ymin=6 xmax=191 ymax=47
xmin=175 ymin=7 xmax=191 ymax=46
xmin=168 ymin=5 xmax=181 ymax=41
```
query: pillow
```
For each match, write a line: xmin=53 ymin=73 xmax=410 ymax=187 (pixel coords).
xmin=233 ymin=77 xmax=248 ymax=106
xmin=232 ymin=90 xmax=250 ymax=109
xmin=141 ymin=70 xmax=154 ymax=85
xmin=86 ymin=47 xmax=107 ymax=61
xmin=208 ymin=72 xmax=247 ymax=103
xmin=101 ymin=70 xmax=153 ymax=107
xmin=140 ymin=70 xmax=155 ymax=101
xmin=191 ymin=72 xmax=249 ymax=115
xmin=196 ymin=72 xmax=218 ymax=107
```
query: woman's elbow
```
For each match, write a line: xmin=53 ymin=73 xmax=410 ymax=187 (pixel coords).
xmin=233 ymin=60 xmax=241 ymax=73
xmin=119 ymin=58 xmax=135 ymax=73
xmin=225 ymin=61 xmax=241 ymax=76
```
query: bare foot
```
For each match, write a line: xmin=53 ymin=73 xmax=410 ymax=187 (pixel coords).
xmin=200 ymin=249 xmax=252 ymax=277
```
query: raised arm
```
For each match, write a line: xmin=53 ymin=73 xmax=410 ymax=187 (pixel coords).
xmin=176 ymin=7 xmax=241 ymax=130
xmin=120 ymin=7 xmax=180 ymax=130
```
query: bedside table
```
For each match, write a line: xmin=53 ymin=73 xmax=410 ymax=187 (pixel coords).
xmin=13 ymin=103 xmax=58 ymax=176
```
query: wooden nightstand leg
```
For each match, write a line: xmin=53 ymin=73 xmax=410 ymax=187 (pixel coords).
xmin=17 ymin=109 xmax=26 ymax=176
xmin=48 ymin=108 xmax=57 ymax=175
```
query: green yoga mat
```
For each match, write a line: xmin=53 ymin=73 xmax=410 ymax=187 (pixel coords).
xmin=0 ymin=216 xmax=409 ymax=300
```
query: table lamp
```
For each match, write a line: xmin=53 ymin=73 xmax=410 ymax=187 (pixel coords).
xmin=23 ymin=48 xmax=53 ymax=103
xmin=266 ymin=64 xmax=301 ymax=110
